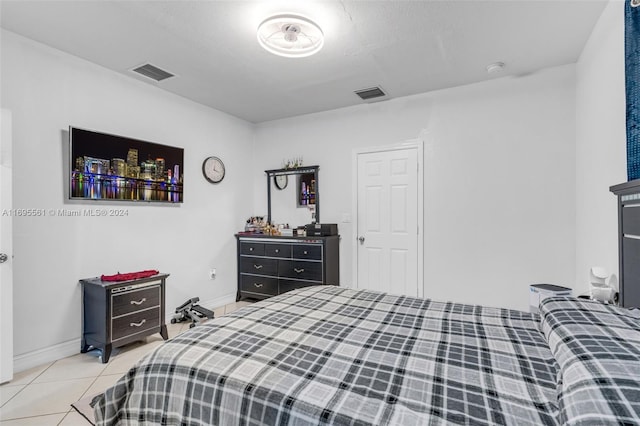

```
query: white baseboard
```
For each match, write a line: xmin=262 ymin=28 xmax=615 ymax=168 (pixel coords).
xmin=13 ymin=338 xmax=81 ymax=374
xmin=15 ymin=293 xmax=238 ymax=375
xmin=201 ymin=293 xmax=237 ymax=310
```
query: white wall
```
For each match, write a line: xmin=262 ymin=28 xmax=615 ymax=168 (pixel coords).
xmin=254 ymin=65 xmax=577 ymax=311
xmin=575 ymin=0 xmax=626 ymax=295
xmin=1 ymin=30 xmax=253 ymax=362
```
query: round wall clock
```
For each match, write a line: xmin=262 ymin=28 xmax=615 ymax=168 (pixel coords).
xmin=202 ymin=156 xmax=225 ymax=183
xmin=275 ymin=175 xmax=288 ymax=190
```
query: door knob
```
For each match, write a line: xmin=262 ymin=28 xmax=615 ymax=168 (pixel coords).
xmin=0 ymin=253 xmax=7 ymax=263
xmin=358 ymin=236 xmax=365 ymax=244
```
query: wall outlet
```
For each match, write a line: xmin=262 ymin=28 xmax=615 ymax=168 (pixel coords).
xmin=209 ymin=268 xmax=216 ymax=280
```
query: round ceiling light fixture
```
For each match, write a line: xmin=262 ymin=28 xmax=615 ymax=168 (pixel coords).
xmin=257 ymin=14 xmax=324 ymax=58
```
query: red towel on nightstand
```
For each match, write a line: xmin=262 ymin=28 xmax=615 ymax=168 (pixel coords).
xmin=100 ymin=269 xmax=159 ymax=282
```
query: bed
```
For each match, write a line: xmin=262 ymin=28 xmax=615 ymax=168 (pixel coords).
xmin=92 ymin=286 xmax=640 ymax=425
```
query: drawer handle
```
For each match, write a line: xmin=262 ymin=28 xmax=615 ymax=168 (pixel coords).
xmin=130 ymin=319 xmax=146 ymax=327
xmin=294 ymin=268 xmax=305 ymax=274
xmin=275 ymin=249 xmax=280 ymax=253
xmin=249 ymin=247 xmax=254 ymax=251
xmin=254 ymin=264 xmax=263 ymax=270
xmin=254 ymin=283 xmax=263 ymax=288
xmin=303 ymin=250 xmax=308 ymax=255
xmin=130 ymin=298 xmax=147 ymax=306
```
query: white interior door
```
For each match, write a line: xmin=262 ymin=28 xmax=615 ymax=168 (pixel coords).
xmin=355 ymin=144 xmax=422 ymax=297
xmin=1 ymin=109 xmax=13 ymax=383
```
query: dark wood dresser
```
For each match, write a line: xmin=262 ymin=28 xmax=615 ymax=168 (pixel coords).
xmin=611 ymin=180 xmax=640 ymax=308
xmin=80 ymin=273 xmax=169 ymax=363
xmin=236 ymin=235 xmax=339 ymax=300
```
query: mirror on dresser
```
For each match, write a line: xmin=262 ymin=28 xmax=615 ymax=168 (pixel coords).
xmin=235 ymin=165 xmax=339 ymax=302
xmin=266 ymin=165 xmax=319 ymax=226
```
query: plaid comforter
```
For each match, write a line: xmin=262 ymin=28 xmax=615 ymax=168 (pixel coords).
xmin=540 ymin=297 xmax=640 ymax=425
xmin=93 ymin=286 xmax=560 ymax=425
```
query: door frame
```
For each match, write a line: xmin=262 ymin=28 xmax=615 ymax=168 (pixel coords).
xmin=351 ymin=138 xmax=424 ymax=297
xmin=1 ymin=109 xmax=13 ymax=383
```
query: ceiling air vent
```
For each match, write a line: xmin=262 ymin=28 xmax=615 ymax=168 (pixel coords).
xmin=354 ymin=86 xmax=387 ymax=102
xmin=130 ymin=63 xmax=175 ymax=82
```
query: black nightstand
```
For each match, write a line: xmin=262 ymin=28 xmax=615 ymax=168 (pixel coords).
xmin=80 ymin=273 xmax=169 ymax=363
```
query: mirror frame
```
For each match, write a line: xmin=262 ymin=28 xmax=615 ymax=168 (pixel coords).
xmin=266 ymin=165 xmax=319 ymax=225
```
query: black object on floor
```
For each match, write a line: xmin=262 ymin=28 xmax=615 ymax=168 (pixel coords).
xmin=171 ymin=297 xmax=214 ymax=328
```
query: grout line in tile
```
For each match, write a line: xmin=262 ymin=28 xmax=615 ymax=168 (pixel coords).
xmin=31 ymin=362 xmax=55 ymax=384
xmin=26 ymin=360 xmax=109 ymax=386
xmin=77 ymin=375 xmax=101 ymax=401
xmin=2 ymin=410 xmax=68 ymax=423
xmin=57 ymin=410 xmax=73 ymax=425
xmin=58 ymin=408 xmax=87 ymax=425
xmin=1 ymin=376 xmax=99 ymax=422
xmin=0 ymin=359 xmax=57 ymax=409
xmin=0 ymin=385 xmax=25 ymax=409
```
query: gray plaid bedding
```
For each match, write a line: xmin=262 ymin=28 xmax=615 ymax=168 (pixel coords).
xmin=539 ymin=297 xmax=640 ymax=425
xmin=93 ymin=286 xmax=560 ymax=425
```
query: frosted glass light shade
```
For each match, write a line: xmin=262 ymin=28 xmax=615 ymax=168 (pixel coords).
xmin=257 ymin=14 xmax=324 ymax=58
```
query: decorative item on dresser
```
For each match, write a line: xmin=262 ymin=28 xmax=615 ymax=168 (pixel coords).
xmin=610 ymin=179 xmax=640 ymax=308
xmin=235 ymin=234 xmax=339 ymax=301
xmin=79 ymin=272 xmax=169 ymax=363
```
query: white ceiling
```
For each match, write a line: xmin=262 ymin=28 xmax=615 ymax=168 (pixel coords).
xmin=0 ymin=0 xmax=608 ymax=123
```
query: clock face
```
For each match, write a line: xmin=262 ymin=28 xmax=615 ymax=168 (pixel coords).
xmin=202 ymin=156 xmax=225 ymax=183
xmin=275 ymin=175 xmax=288 ymax=190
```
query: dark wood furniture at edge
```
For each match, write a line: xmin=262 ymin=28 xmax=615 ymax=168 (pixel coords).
xmin=236 ymin=234 xmax=339 ymax=301
xmin=610 ymin=180 xmax=640 ymax=308
xmin=80 ymin=273 xmax=169 ymax=363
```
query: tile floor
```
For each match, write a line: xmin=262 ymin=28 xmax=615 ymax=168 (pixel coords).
xmin=0 ymin=301 xmax=252 ymax=425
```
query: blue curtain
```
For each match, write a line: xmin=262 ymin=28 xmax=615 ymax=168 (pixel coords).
xmin=627 ymin=0 xmax=640 ymax=180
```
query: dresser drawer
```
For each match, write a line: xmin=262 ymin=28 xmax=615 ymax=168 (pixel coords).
xmin=241 ymin=242 xmax=265 ymax=256
xmin=278 ymin=260 xmax=323 ymax=282
xmin=279 ymin=279 xmax=318 ymax=294
xmin=236 ymin=235 xmax=339 ymax=303
xmin=293 ymin=245 xmax=322 ymax=260
xmin=112 ymin=307 xmax=160 ymax=341
xmin=111 ymin=286 xmax=160 ymax=318
xmin=240 ymin=275 xmax=278 ymax=296
xmin=240 ymin=257 xmax=278 ymax=276
xmin=265 ymin=243 xmax=292 ymax=258
xmin=623 ymin=205 xmax=640 ymax=236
